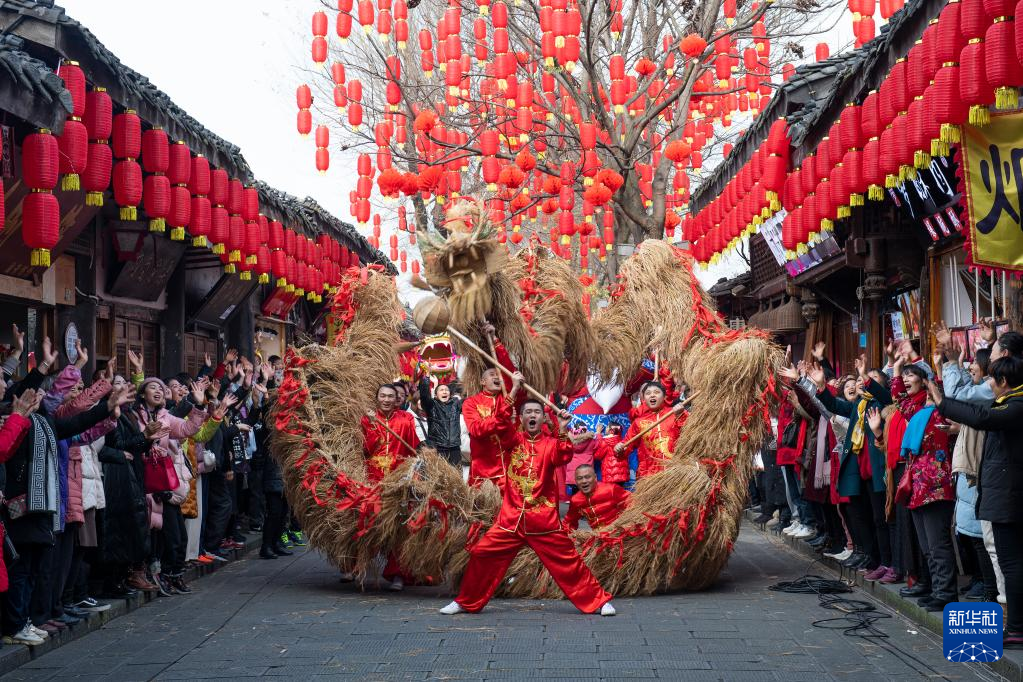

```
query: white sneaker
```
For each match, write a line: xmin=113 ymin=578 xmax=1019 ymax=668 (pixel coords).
xmin=600 ymin=602 xmax=616 ymax=617
xmin=828 ymin=548 xmax=853 ymax=561
xmin=7 ymin=625 xmax=44 ymax=646
xmin=782 ymin=522 xmax=801 ymax=535
xmin=29 ymin=624 xmax=49 ymax=639
xmin=389 ymin=576 xmax=404 ymax=592
xmin=791 ymin=525 xmax=815 ymax=539
xmin=439 ymin=601 xmax=464 ymax=615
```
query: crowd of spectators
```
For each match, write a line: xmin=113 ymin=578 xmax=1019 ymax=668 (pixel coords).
xmin=0 ymin=327 xmax=301 ymax=647
xmin=757 ymin=320 xmax=1023 ymax=646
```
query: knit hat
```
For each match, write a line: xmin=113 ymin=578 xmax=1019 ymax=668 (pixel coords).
xmin=138 ymin=377 xmax=168 ymax=396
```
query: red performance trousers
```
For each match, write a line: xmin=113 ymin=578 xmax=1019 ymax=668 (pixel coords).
xmin=454 ymin=525 xmax=612 ymax=613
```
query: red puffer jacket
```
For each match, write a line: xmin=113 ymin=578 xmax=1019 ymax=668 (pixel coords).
xmin=594 ymin=435 xmax=630 ymax=483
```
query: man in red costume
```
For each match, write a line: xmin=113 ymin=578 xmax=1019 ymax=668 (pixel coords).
xmin=360 ymin=383 xmax=420 ymax=590
xmin=440 ymin=387 xmax=616 ymax=617
xmin=615 ymin=382 xmax=686 ymax=479
xmin=565 ymin=464 xmax=631 ymax=530
xmin=462 ymin=334 xmax=521 ymax=488
xmin=361 ymin=384 xmax=420 ymax=483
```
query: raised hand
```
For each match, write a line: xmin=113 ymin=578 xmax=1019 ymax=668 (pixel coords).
xmin=933 ymin=321 xmax=952 ymax=348
xmin=784 ymin=344 xmax=793 ymax=367
xmin=854 ymin=353 xmax=868 ymax=379
xmin=74 ymin=338 xmax=89 ymax=369
xmin=41 ymin=336 xmax=58 ymax=373
xmin=893 ymin=353 xmax=907 ymax=376
xmin=926 ymin=379 xmax=944 ymax=406
xmin=812 ymin=341 xmax=827 ymax=361
xmin=224 ymin=348 xmax=239 ymax=364
xmin=107 ymin=384 xmax=135 ymax=416
xmin=777 ymin=364 xmax=799 ymax=383
xmin=204 ymin=352 xmax=213 ymax=368
xmin=808 ymin=362 xmax=827 ymax=389
xmin=885 ymin=339 xmax=896 ymax=361
xmin=866 ymin=406 xmax=883 ymax=433
xmin=932 ymin=352 xmax=944 ymax=374
xmin=979 ymin=318 xmax=997 ymax=344
xmin=189 ymin=381 xmax=207 ymax=406
xmin=11 ymin=324 xmax=24 ymax=356
xmin=213 ymin=394 xmax=239 ymax=421
xmin=127 ymin=348 xmax=144 ymax=374
xmin=105 ymin=356 xmax=117 ymax=382
xmin=12 ymin=388 xmax=41 ymax=417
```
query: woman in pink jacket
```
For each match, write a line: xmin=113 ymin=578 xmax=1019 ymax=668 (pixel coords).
xmin=132 ymin=377 xmax=208 ymax=596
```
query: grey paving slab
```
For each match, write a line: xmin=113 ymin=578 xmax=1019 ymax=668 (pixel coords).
xmin=0 ymin=525 xmax=1002 ymax=681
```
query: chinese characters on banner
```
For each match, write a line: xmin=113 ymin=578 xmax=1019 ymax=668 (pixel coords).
xmin=961 ymin=111 xmax=1023 ymax=274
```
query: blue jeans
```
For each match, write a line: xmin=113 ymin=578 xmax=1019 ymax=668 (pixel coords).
xmin=781 ymin=465 xmax=815 ymax=526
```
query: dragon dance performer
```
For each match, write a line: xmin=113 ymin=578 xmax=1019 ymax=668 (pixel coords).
xmin=462 ymin=324 xmax=521 ymax=489
xmin=615 ymin=382 xmax=686 ymax=479
xmin=565 ymin=464 xmax=631 ymax=530
xmin=440 ymin=379 xmax=616 ymax=617
xmin=360 ymin=383 xmax=420 ymax=590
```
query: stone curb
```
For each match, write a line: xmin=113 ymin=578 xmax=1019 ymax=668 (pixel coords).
xmin=744 ymin=510 xmax=1022 ymax=681
xmin=0 ymin=531 xmax=262 ymax=676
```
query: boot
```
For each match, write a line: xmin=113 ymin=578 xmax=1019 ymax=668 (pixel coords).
xmin=273 ymin=542 xmax=294 ymax=557
xmin=260 ymin=546 xmax=278 ymax=560
xmin=127 ymin=569 xmax=159 ymax=592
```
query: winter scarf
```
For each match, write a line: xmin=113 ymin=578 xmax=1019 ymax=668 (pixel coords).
xmin=28 ymin=414 xmax=59 ymax=529
xmin=900 ymin=406 xmax=936 ymax=460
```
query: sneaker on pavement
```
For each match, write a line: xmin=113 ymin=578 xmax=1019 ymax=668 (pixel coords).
xmin=38 ymin=622 xmax=60 ymax=634
xmin=600 ymin=602 xmax=616 ymax=617
xmin=204 ymin=551 xmax=229 ymax=563
xmin=791 ymin=525 xmax=816 ymax=539
xmin=782 ymin=522 xmax=800 ymax=535
xmin=62 ymin=606 xmax=91 ymax=619
xmin=878 ymin=568 xmax=903 ymax=584
xmin=196 ymin=554 xmax=214 ymax=565
xmin=170 ymin=576 xmax=193 ymax=594
xmin=29 ymin=624 xmax=50 ymax=639
xmin=6 ymin=625 xmax=44 ymax=646
xmin=75 ymin=597 xmax=111 ymax=612
xmin=826 ymin=548 xmax=853 ymax=561
xmin=963 ymin=581 xmax=986 ymax=600
xmin=56 ymin=613 xmax=82 ymax=626
xmin=287 ymin=530 xmax=307 ymax=546
xmin=439 ymin=601 xmax=463 ymax=615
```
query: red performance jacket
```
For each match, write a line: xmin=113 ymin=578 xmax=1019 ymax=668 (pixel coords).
xmin=565 ymin=481 xmax=631 ymax=530
xmin=360 ymin=410 xmax=420 ymax=482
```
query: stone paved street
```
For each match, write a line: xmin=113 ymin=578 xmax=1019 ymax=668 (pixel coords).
xmin=0 ymin=525 xmax=1003 ymax=681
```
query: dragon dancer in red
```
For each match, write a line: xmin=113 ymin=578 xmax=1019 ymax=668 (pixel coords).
xmin=616 ymin=382 xmax=686 ymax=479
xmin=565 ymin=464 xmax=631 ymax=530
xmin=440 ymin=381 xmax=616 ymax=617
xmin=462 ymin=325 xmax=520 ymax=489
xmin=360 ymin=383 xmax=420 ymax=590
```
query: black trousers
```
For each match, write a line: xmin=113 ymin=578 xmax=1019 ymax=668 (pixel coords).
xmin=52 ymin=523 xmax=80 ymax=617
xmin=912 ymin=500 xmax=956 ymax=602
xmin=31 ymin=531 xmax=71 ymax=624
xmin=4 ymin=543 xmax=47 ymax=635
xmin=202 ymin=472 xmax=232 ymax=553
xmin=992 ymin=522 xmax=1023 ymax=632
xmin=262 ymin=491 xmax=287 ymax=550
xmin=845 ymin=480 xmax=892 ymax=568
xmin=967 ymin=535 xmax=998 ymax=599
xmin=161 ymin=505 xmax=187 ymax=575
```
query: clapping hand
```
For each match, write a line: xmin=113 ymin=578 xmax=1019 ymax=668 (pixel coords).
xmin=106 ymin=384 xmax=135 ymax=418
xmin=12 ymin=388 xmax=42 ymax=417
xmin=979 ymin=318 xmax=997 ymax=344
xmin=73 ymin=339 xmax=89 ymax=369
xmin=144 ymin=420 xmax=170 ymax=441
xmin=40 ymin=336 xmax=58 ymax=373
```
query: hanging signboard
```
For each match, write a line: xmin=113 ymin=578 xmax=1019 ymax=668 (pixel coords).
xmin=960 ymin=110 xmax=1023 ymax=275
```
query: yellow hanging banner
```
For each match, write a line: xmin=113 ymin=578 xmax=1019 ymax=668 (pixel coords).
xmin=961 ymin=111 xmax=1023 ymax=274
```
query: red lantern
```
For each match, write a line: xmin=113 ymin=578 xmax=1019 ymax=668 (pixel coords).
xmin=22 ymin=192 xmax=60 ymax=268
xmin=112 ymin=110 xmax=142 ymax=219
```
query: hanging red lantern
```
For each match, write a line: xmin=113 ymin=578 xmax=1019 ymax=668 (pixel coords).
xmin=985 ymin=17 xmax=1023 ymax=109
xmin=82 ymin=87 xmax=112 ymax=206
xmin=112 ymin=110 xmax=142 ymax=220
xmin=21 ymin=129 xmax=60 ymax=267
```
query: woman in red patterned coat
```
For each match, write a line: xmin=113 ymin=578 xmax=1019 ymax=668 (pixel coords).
xmin=876 ymin=356 xmax=955 ymax=612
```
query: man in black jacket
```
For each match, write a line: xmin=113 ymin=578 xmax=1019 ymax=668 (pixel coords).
xmin=418 ymin=378 xmax=463 ymax=468
xmin=932 ymin=355 xmax=1023 ymax=648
